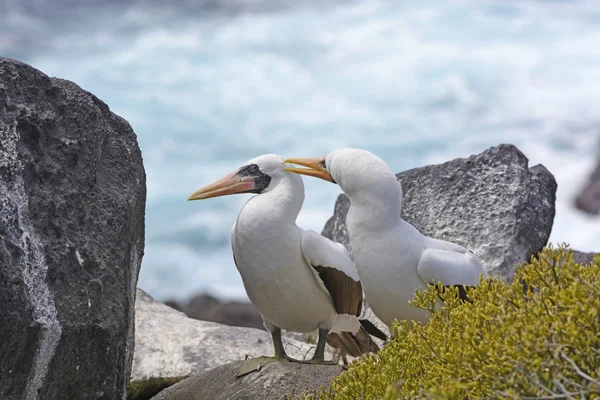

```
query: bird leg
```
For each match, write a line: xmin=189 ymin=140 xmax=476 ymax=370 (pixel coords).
xmin=272 ymin=326 xmax=300 ymax=362
xmin=236 ymin=327 xmax=299 ymax=377
xmin=304 ymin=327 xmax=338 ymax=365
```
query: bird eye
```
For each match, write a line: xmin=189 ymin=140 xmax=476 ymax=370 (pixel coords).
xmin=248 ymin=164 xmax=259 ymax=174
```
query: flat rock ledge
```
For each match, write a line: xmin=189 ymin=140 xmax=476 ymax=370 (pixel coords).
xmin=130 ymin=289 xmax=325 ymax=399
xmin=151 ymin=360 xmax=343 ymax=400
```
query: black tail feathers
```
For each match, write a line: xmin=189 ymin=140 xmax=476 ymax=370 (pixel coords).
xmin=359 ymin=319 xmax=388 ymax=341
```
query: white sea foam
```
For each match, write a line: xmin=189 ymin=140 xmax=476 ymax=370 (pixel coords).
xmin=5 ymin=0 xmax=600 ymax=300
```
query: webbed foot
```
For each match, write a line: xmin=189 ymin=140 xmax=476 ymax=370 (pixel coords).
xmin=303 ymin=358 xmax=339 ymax=365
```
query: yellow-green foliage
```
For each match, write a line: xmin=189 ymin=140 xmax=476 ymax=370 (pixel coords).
xmin=308 ymin=246 xmax=600 ymax=399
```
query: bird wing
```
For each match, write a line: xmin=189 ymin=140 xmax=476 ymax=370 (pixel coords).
xmin=231 ymin=221 xmax=240 ymax=269
xmin=417 ymin=237 xmax=488 ymax=289
xmin=423 ymin=236 xmax=471 ymax=254
xmin=300 ymin=230 xmax=363 ymax=317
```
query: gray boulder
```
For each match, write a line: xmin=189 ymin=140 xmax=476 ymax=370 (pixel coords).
xmin=0 ymin=58 xmax=145 ymax=400
xmin=151 ymin=360 xmax=343 ymax=400
xmin=323 ymin=144 xmax=557 ymax=282
xmin=572 ymin=250 xmax=597 ymax=266
xmin=131 ymin=289 xmax=322 ymax=399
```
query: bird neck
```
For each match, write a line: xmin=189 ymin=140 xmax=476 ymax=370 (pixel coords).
xmin=346 ymin=178 xmax=404 ymax=230
xmin=240 ymin=174 xmax=304 ymax=224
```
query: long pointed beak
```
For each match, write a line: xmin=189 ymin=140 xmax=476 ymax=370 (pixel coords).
xmin=283 ymin=156 xmax=335 ymax=183
xmin=187 ymin=171 xmax=255 ymax=201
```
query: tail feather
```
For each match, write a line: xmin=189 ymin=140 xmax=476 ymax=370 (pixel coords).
xmin=359 ymin=319 xmax=388 ymax=341
xmin=353 ymin=325 xmax=380 ymax=354
xmin=326 ymin=332 xmax=343 ymax=350
xmin=329 ymin=332 xmax=362 ymax=357
xmin=327 ymin=324 xmax=381 ymax=357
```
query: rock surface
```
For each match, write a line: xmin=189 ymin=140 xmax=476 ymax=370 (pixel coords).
xmin=151 ymin=360 xmax=343 ymax=400
xmin=165 ymin=293 xmax=264 ymax=330
xmin=0 ymin=58 xmax=145 ymax=400
xmin=574 ymin=153 xmax=600 ymax=215
xmin=322 ymin=144 xmax=557 ymax=282
xmin=131 ymin=289 xmax=322 ymax=399
xmin=572 ymin=250 xmax=597 ymax=266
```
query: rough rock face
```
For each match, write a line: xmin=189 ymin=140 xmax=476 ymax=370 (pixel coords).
xmin=322 ymin=144 xmax=557 ymax=282
xmin=131 ymin=289 xmax=321 ymax=399
xmin=151 ymin=360 xmax=343 ymax=400
xmin=165 ymin=293 xmax=264 ymax=330
xmin=0 ymin=58 xmax=145 ymax=400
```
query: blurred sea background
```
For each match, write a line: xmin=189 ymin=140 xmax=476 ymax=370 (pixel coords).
xmin=2 ymin=0 xmax=599 ymax=302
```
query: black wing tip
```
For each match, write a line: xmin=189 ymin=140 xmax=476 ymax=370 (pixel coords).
xmin=359 ymin=319 xmax=388 ymax=341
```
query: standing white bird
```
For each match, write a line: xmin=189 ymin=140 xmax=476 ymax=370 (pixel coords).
xmin=283 ymin=149 xmax=489 ymax=327
xmin=187 ymin=154 xmax=385 ymax=376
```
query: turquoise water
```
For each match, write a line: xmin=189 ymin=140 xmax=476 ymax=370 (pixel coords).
xmin=3 ymin=0 xmax=600 ymax=300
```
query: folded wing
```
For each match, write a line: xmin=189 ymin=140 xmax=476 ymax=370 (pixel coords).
xmin=301 ymin=230 xmax=362 ymax=316
xmin=301 ymin=230 xmax=381 ymax=356
xmin=417 ymin=237 xmax=489 ymax=302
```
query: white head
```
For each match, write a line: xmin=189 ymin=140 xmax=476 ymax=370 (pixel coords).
xmin=188 ymin=154 xmax=302 ymax=201
xmin=283 ymin=148 xmax=401 ymax=201
xmin=325 ymin=149 xmax=399 ymax=197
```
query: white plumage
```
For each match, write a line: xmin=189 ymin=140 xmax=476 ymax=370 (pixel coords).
xmin=301 ymin=230 xmax=359 ymax=281
xmin=188 ymin=154 xmax=383 ymax=373
xmin=229 ymin=167 xmax=359 ymax=335
xmin=285 ymin=149 xmax=489 ymax=327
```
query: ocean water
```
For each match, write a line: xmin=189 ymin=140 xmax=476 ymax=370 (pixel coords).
xmin=2 ymin=0 xmax=600 ymax=301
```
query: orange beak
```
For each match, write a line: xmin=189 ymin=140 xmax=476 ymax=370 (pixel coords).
xmin=187 ymin=170 xmax=256 ymax=201
xmin=283 ymin=156 xmax=335 ymax=183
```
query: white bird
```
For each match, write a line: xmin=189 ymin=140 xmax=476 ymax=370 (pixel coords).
xmin=187 ymin=154 xmax=385 ymax=376
xmin=284 ymin=149 xmax=489 ymax=326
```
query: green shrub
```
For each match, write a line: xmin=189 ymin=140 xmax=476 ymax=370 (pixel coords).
xmin=307 ymin=246 xmax=600 ymax=399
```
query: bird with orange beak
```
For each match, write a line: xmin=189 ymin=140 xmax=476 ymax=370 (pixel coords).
xmin=284 ymin=149 xmax=488 ymax=327
xmin=188 ymin=154 xmax=385 ymax=376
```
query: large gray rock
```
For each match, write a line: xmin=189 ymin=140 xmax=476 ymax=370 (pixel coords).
xmin=322 ymin=144 xmax=557 ymax=282
xmin=131 ymin=289 xmax=322 ymax=399
xmin=151 ymin=360 xmax=343 ymax=400
xmin=0 ymin=58 xmax=145 ymax=400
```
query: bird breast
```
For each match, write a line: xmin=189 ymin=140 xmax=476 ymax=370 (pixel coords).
xmin=232 ymin=219 xmax=337 ymax=332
